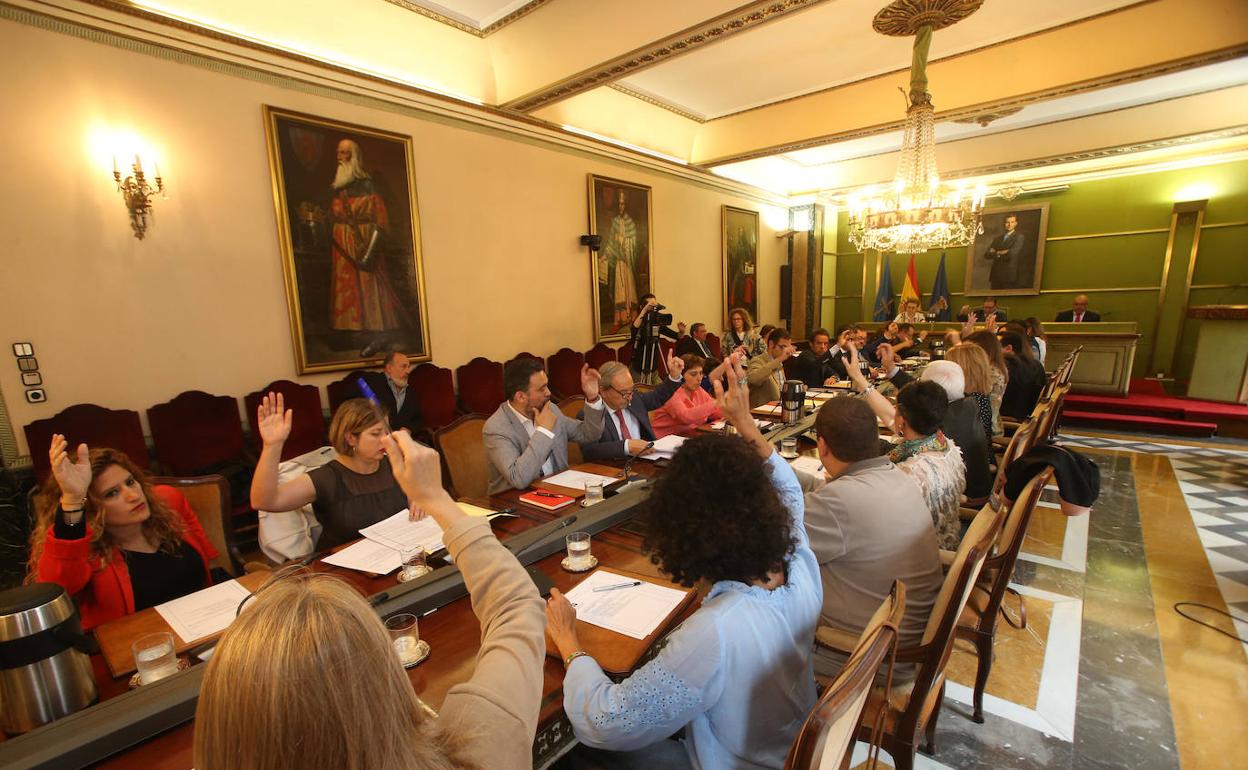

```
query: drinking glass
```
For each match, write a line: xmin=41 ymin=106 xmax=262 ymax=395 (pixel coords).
xmin=565 ymin=532 xmax=592 ymax=567
xmin=386 ymin=613 xmax=421 ymax=667
xmin=780 ymin=437 xmax=799 ymax=458
xmin=132 ymin=632 xmax=178 ymax=685
xmin=583 ymin=481 xmax=605 ymax=506
xmin=399 ymin=546 xmax=430 ymax=582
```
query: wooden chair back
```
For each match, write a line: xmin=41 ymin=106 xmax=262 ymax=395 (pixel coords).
xmin=25 ymin=404 xmax=150 ymax=481
xmin=786 ymin=582 xmax=905 ymax=770
xmin=585 ymin=343 xmax=616 ymax=370
xmin=1036 ymin=384 xmax=1070 ymax=443
xmin=456 ymin=357 xmax=505 ymax=416
xmin=147 ymin=391 xmax=246 ymax=477
xmin=991 ymin=418 xmax=1035 ymax=502
xmin=409 ymin=363 xmax=457 ymax=430
xmin=558 ymin=396 xmax=587 ymax=465
xmin=244 ymin=381 xmax=326 ymax=461
xmin=326 ymin=373 xmax=364 ymax=413
xmin=705 ymin=332 xmax=723 ymax=359
xmin=149 ymin=474 xmax=243 ymax=575
xmin=547 ymin=348 xmax=586 ymax=399
xmin=434 ymin=414 xmax=489 ymax=500
xmin=1055 ymin=346 xmax=1082 ymax=387
xmin=505 ymin=351 xmax=542 ymax=368
xmin=616 ymin=340 xmax=635 ymax=366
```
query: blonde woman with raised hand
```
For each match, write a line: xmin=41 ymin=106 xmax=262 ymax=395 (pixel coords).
xmin=195 ymin=431 xmax=546 ymax=770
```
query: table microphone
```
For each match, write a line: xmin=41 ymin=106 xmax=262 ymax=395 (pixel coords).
xmin=619 ymin=442 xmax=654 ymax=483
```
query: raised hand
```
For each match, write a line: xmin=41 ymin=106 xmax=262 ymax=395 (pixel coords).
xmin=677 ymin=321 xmax=688 ymax=335
xmin=580 ymin=363 xmax=602 ymax=401
xmin=878 ymin=342 xmax=897 ymax=374
xmin=536 ymin=400 xmax=560 ymax=432
xmin=665 ymin=348 xmax=685 ymax=379
xmin=712 ymin=356 xmax=751 ymax=427
xmin=383 ymin=431 xmax=447 ymax=509
xmin=845 ymin=343 xmax=869 ymax=390
xmin=985 ymin=312 xmax=999 ymax=333
xmin=49 ymin=434 xmax=91 ymax=505
xmin=256 ymin=392 xmax=293 ymax=446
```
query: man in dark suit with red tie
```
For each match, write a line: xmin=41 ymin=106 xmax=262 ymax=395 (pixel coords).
xmin=578 ymin=354 xmax=683 ymax=461
xmin=1055 ymin=294 xmax=1101 ymax=322
xmin=356 ymin=350 xmax=423 ymax=435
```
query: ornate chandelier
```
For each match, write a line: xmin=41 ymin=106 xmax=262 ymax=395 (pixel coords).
xmin=848 ymin=1 xmax=985 ymax=254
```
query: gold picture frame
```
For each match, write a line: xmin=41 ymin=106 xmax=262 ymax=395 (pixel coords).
xmin=722 ymin=206 xmax=759 ymax=330
xmin=587 ymin=174 xmax=654 ymax=342
xmin=263 ymin=106 xmax=431 ymax=373
xmin=964 ymin=202 xmax=1050 ymax=297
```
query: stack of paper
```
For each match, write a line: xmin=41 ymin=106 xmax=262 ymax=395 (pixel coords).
xmin=788 ymin=455 xmax=826 ymax=477
xmin=322 ymin=538 xmax=403 ymax=575
xmin=541 ymin=469 xmax=620 ymax=490
xmin=564 ymin=569 xmax=688 ymax=640
xmin=360 ymin=509 xmax=446 ymax=554
xmin=644 ymin=434 xmax=687 ymax=460
xmin=155 ymin=580 xmax=252 ymax=643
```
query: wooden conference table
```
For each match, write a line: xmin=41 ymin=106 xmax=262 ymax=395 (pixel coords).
xmin=37 ymin=411 xmax=822 ymax=770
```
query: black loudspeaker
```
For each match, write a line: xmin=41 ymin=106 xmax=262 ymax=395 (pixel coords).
xmin=779 ymin=264 xmax=792 ymax=324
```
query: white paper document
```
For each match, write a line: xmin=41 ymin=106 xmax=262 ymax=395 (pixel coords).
xmin=322 ymin=538 xmax=403 ymax=575
xmin=155 ymin=580 xmax=252 ymax=644
xmin=541 ymin=469 xmax=620 ymax=490
xmin=639 ymin=434 xmax=688 ymax=461
xmin=359 ymin=509 xmax=446 ymax=553
xmin=564 ymin=569 xmax=688 ymax=640
xmin=789 ymin=455 xmax=826 ymax=477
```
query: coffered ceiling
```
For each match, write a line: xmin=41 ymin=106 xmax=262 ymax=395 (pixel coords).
xmin=45 ymin=0 xmax=1248 ymax=196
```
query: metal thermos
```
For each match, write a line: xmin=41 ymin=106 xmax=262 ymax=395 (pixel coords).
xmin=0 ymin=583 xmax=97 ymax=734
xmin=781 ymin=379 xmax=807 ymax=424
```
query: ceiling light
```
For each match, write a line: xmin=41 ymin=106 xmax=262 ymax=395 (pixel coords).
xmin=848 ymin=0 xmax=985 ymax=255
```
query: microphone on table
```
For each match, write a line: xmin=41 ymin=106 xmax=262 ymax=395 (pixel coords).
xmin=619 ymin=441 xmax=654 ymax=484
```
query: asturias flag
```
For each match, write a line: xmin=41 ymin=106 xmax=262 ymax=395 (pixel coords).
xmin=930 ymin=252 xmax=953 ymax=321
xmin=872 ymin=258 xmax=895 ymax=321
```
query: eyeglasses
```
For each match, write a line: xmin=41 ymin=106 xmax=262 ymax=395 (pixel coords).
xmin=605 ymin=385 xmax=635 ymax=399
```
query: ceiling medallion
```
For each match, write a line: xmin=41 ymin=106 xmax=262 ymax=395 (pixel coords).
xmin=848 ymin=0 xmax=986 ymax=254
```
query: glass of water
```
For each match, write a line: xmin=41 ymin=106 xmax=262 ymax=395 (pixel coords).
xmin=583 ymin=481 xmax=605 ymax=506
xmin=565 ymin=532 xmax=592 ymax=568
xmin=780 ymin=437 xmax=799 ymax=458
xmin=386 ymin=613 xmax=421 ymax=667
xmin=132 ymin=631 xmax=178 ymax=685
xmin=399 ymin=545 xmax=430 ymax=582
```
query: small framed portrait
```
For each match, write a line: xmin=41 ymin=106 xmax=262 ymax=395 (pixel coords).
xmin=263 ymin=106 xmax=430 ymax=373
xmin=964 ymin=203 xmax=1050 ymax=296
xmin=722 ymin=206 xmax=759 ymax=330
xmin=587 ymin=174 xmax=654 ymax=342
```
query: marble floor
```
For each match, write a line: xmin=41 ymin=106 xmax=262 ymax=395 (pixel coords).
xmin=851 ymin=430 xmax=1248 ymax=770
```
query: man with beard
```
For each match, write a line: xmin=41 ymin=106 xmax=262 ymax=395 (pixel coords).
xmin=601 ymin=189 xmax=640 ymax=331
xmin=330 ymin=139 xmax=404 ymax=354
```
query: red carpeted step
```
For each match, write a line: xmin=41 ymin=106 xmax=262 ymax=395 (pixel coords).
xmin=1061 ymin=409 xmax=1217 ymax=437
xmin=1065 ymin=395 xmax=1188 ymax=419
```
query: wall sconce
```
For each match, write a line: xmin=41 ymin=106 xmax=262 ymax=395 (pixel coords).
xmin=113 ymin=154 xmax=165 ymax=239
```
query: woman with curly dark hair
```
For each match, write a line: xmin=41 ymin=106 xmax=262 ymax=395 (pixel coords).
xmin=546 ymin=359 xmax=821 ymax=770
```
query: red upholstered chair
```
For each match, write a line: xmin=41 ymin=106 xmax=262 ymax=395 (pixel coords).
xmin=585 ymin=343 xmax=616 ymax=370
xmin=327 ymin=372 xmax=365 ymax=414
xmin=409 ymin=363 xmax=458 ymax=430
xmin=147 ymin=391 xmax=251 ymax=517
xmin=706 ymin=333 xmax=723 ymax=359
xmin=616 ymin=340 xmax=635 ymax=366
xmin=243 ymin=380 xmax=326 ymax=461
xmin=456 ymin=357 xmax=505 ymax=415
xmin=546 ymin=348 xmax=585 ymax=399
xmin=25 ymin=404 xmax=150 ymax=482
xmin=505 ymin=351 xmax=542 ymax=370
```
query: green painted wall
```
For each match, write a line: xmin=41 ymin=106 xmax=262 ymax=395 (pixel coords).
xmin=831 ymin=157 xmax=1248 ymax=382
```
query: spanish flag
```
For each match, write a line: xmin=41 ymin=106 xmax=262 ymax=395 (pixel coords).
xmin=900 ymin=254 xmax=922 ymax=308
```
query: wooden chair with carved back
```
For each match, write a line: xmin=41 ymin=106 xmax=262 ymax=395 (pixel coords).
xmin=147 ymin=391 xmax=251 ymax=518
xmin=616 ymin=340 xmax=635 ymax=367
xmin=326 ymin=372 xmax=364 ymax=414
xmin=243 ymin=380 xmax=327 ymax=462
xmin=705 ymin=332 xmax=723 ymax=359
xmin=547 ymin=348 xmax=586 ymax=400
xmin=409 ymin=362 xmax=458 ymax=430
xmin=149 ymin=474 xmax=246 ymax=576
xmin=433 ymin=414 xmax=489 ymax=500
xmin=786 ymin=581 xmax=906 ymax=770
xmin=25 ymin=404 xmax=150 ymax=482
xmin=584 ymin=343 xmax=616 ymax=370
xmin=456 ymin=357 xmax=505 ymax=416
xmin=962 ymin=418 xmax=1035 ymax=522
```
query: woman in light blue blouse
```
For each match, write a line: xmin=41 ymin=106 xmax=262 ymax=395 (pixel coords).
xmin=546 ymin=359 xmax=823 ymax=770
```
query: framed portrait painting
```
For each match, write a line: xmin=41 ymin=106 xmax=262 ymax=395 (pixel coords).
xmin=964 ymin=202 xmax=1050 ymax=297
xmin=722 ymin=206 xmax=759 ymax=329
xmin=587 ymin=174 xmax=653 ymax=342
xmin=263 ymin=106 xmax=430 ymax=374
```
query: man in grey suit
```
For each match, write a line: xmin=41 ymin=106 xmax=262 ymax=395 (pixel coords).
xmin=579 ymin=356 xmax=683 ymax=461
xmin=483 ymin=358 xmax=605 ymax=494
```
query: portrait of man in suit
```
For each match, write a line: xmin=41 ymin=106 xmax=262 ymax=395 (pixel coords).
xmin=964 ymin=203 xmax=1049 ymax=296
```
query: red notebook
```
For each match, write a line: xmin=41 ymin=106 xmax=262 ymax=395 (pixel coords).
xmin=519 ymin=490 xmax=577 ymax=510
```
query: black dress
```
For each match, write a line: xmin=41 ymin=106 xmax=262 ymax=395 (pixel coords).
xmin=125 ymin=542 xmax=208 ymax=610
xmin=308 ymin=458 xmax=409 ymax=550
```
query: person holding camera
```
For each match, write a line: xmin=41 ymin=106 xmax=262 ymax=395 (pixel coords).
xmin=630 ymin=293 xmax=685 ymax=385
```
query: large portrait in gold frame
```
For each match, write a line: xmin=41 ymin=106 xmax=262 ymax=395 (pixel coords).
xmin=964 ymin=202 xmax=1049 ymax=297
xmin=263 ymin=106 xmax=430 ymax=373
xmin=722 ymin=206 xmax=759 ymax=329
xmin=587 ymin=174 xmax=653 ymax=342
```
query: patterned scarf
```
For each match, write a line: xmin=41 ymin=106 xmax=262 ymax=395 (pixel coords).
xmin=889 ymin=430 xmax=949 ymax=464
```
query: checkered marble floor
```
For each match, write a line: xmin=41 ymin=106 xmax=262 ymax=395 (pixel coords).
xmin=1060 ymin=432 xmax=1248 ymax=654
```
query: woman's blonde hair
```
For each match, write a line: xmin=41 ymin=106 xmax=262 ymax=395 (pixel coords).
xmin=727 ymin=307 xmax=755 ymax=333
xmin=329 ymin=398 xmax=390 ymax=455
xmin=946 ymin=343 xmax=993 ymax=395
xmin=27 ymin=447 xmax=184 ymax=578
xmin=193 ymin=573 xmax=473 ymax=770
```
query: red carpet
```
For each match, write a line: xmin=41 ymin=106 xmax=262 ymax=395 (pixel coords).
xmin=1062 ymin=382 xmax=1248 ymax=438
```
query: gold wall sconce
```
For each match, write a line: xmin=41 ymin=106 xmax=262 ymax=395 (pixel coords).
xmin=113 ymin=155 xmax=165 ymax=239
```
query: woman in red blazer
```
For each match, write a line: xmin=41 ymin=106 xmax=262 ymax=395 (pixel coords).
xmin=28 ymin=436 xmax=218 ymax=630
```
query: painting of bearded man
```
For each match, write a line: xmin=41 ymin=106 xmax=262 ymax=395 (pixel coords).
xmin=587 ymin=175 xmax=653 ymax=342
xmin=264 ymin=107 xmax=429 ymax=372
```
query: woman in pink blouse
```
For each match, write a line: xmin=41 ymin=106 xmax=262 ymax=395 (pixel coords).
xmin=651 ymin=354 xmax=731 ymax=438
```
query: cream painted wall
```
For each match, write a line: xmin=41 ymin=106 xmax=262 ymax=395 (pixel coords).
xmin=0 ymin=19 xmax=786 ymax=459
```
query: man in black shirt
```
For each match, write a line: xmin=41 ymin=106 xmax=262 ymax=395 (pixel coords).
xmin=791 ymin=328 xmax=837 ymax=387
xmin=999 ymin=331 xmax=1047 ymax=419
